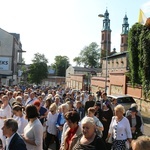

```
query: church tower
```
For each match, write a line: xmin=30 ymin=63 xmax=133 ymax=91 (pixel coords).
xmin=120 ymin=14 xmax=129 ymax=52
xmin=101 ymin=9 xmax=111 ymax=56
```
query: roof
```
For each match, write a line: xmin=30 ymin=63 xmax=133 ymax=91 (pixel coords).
xmin=9 ymin=33 xmax=20 ymax=41
xmin=73 ymin=66 xmax=101 ymax=73
xmin=103 ymin=51 xmax=128 ymax=59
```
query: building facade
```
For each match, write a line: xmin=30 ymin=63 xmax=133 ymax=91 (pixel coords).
xmin=66 ymin=66 xmax=100 ymax=91
xmin=0 ymin=28 xmax=25 ymax=86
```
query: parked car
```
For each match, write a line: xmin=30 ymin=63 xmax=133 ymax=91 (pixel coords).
xmin=107 ymin=94 xmax=136 ymax=111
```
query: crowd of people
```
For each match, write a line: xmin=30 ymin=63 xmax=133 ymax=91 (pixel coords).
xmin=0 ymin=85 xmax=149 ymax=150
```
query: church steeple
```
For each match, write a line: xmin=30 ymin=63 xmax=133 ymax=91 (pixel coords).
xmin=101 ymin=9 xmax=111 ymax=56
xmin=102 ymin=9 xmax=111 ymax=31
xmin=120 ymin=14 xmax=129 ymax=52
xmin=121 ymin=14 xmax=129 ymax=34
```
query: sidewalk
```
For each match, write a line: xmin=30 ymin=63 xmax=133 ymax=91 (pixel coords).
xmin=141 ymin=111 xmax=150 ymax=127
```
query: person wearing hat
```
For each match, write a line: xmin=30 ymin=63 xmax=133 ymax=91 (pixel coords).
xmin=126 ymin=107 xmax=142 ymax=139
xmin=125 ymin=103 xmax=144 ymax=133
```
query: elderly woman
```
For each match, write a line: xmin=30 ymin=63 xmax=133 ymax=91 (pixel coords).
xmin=44 ymin=103 xmax=59 ymax=150
xmin=106 ymin=104 xmax=132 ymax=150
xmin=60 ymin=111 xmax=81 ymax=150
xmin=126 ymin=103 xmax=144 ymax=133
xmin=56 ymin=103 xmax=69 ymax=143
xmin=73 ymin=117 xmax=107 ymax=150
xmin=126 ymin=107 xmax=142 ymax=139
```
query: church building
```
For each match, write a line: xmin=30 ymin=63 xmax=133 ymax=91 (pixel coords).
xmin=100 ymin=9 xmax=129 ymax=77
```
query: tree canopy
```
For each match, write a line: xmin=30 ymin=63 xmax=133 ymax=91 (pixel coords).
xmin=73 ymin=42 xmax=100 ymax=68
xmin=51 ymin=55 xmax=70 ymax=76
xmin=128 ymin=22 xmax=150 ymax=99
xmin=32 ymin=52 xmax=48 ymax=64
xmin=28 ymin=53 xmax=48 ymax=84
xmin=128 ymin=23 xmax=143 ymax=85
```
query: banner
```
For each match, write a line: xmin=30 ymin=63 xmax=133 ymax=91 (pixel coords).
xmin=0 ymin=57 xmax=9 ymax=70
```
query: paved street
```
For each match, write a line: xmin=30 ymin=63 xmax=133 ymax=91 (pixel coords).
xmin=142 ymin=111 xmax=150 ymax=136
xmin=144 ymin=123 xmax=150 ymax=136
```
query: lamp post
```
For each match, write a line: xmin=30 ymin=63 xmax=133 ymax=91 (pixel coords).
xmin=98 ymin=13 xmax=108 ymax=93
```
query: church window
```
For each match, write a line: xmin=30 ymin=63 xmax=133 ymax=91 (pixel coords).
xmin=102 ymin=34 xmax=104 ymax=40
xmin=121 ymin=37 xmax=124 ymax=43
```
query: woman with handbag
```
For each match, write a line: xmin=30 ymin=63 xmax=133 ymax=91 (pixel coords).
xmin=106 ymin=104 xmax=132 ymax=150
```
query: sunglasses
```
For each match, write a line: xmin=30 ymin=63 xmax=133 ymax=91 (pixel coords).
xmin=50 ymin=110 xmax=54 ymax=112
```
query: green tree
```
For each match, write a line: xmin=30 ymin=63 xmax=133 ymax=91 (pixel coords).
xmin=28 ymin=53 xmax=48 ymax=84
xmin=73 ymin=42 xmax=100 ymax=67
xmin=128 ymin=23 xmax=143 ymax=85
xmin=139 ymin=25 xmax=150 ymax=98
xmin=128 ymin=22 xmax=150 ymax=99
xmin=51 ymin=56 xmax=70 ymax=76
xmin=73 ymin=57 xmax=82 ymax=66
xmin=32 ymin=52 xmax=48 ymax=64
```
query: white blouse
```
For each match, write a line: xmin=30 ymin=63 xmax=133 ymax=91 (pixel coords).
xmin=46 ymin=112 xmax=58 ymax=135
xmin=24 ymin=118 xmax=43 ymax=150
xmin=109 ymin=116 xmax=132 ymax=140
xmin=15 ymin=115 xmax=28 ymax=135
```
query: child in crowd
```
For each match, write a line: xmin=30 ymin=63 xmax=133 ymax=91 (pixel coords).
xmin=87 ymin=107 xmax=104 ymax=137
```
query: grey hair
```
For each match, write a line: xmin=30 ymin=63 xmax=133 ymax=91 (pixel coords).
xmin=16 ymin=96 xmax=22 ymax=101
xmin=4 ymin=118 xmax=18 ymax=132
xmin=81 ymin=116 xmax=95 ymax=126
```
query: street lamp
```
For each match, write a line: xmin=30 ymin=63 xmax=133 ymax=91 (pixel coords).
xmin=98 ymin=13 xmax=108 ymax=93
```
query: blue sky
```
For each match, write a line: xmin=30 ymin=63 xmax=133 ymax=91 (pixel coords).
xmin=0 ymin=0 xmax=150 ymax=65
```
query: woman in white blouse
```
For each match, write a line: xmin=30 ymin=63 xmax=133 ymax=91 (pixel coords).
xmin=106 ymin=104 xmax=132 ymax=150
xmin=12 ymin=104 xmax=28 ymax=135
xmin=0 ymin=95 xmax=12 ymax=149
xmin=44 ymin=103 xmax=59 ymax=150
xmin=22 ymin=105 xmax=43 ymax=150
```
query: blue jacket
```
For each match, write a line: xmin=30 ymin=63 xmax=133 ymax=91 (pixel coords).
xmin=6 ymin=133 xmax=27 ymax=150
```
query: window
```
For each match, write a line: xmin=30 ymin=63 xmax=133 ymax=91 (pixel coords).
xmin=102 ymin=34 xmax=104 ymax=40
xmin=121 ymin=37 xmax=124 ymax=44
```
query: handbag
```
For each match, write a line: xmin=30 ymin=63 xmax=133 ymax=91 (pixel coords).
xmin=95 ymin=128 xmax=103 ymax=138
xmin=108 ymin=134 xmax=113 ymax=143
xmin=132 ymin=130 xmax=143 ymax=139
xmin=125 ymin=140 xmax=130 ymax=150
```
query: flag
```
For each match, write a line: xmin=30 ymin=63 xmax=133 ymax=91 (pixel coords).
xmin=138 ymin=9 xmax=147 ymax=25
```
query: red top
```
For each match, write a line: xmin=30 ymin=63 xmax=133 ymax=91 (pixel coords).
xmin=66 ymin=126 xmax=78 ymax=150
